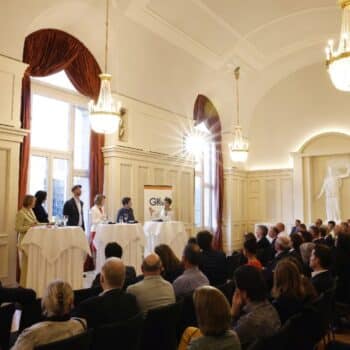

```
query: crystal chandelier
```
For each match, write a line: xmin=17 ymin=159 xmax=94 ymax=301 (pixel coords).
xmin=229 ymin=67 xmax=249 ymax=163
xmin=89 ymin=0 xmax=122 ymax=134
xmin=325 ymin=0 xmax=350 ymax=91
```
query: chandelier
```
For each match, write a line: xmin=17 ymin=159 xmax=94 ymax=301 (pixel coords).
xmin=229 ymin=67 xmax=249 ymax=163
xmin=325 ymin=0 xmax=350 ymax=91
xmin=89 ymin=0 xmax=122 ymax=134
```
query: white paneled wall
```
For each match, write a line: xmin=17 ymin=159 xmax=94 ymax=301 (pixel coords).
xmin=0 ymin=55 xmax=27 ymax=284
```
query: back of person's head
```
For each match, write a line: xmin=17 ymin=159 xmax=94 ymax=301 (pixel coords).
xmin=101 ymin=257 xmax=125 ymax=289
xmin=244 ymin=232 xmax=256 ymax=242
xmin=183 ymin=243 xmax=201 ymax=266
xmin=312 ymin=244 xmax=332 ymax=269
xmin=42 ymin=280 xmax=74 ymax=317
xmin=319 ymin=226 xmax=327 ymax=238
xmin=298 ymin=223 xmax=307 ymax=232
xmin=194 ymin=286 xmax=232 ymax=336
xmin=276 ymin=222 xmax=285 ymax=233
xmin=275 ymin=236 xmax=291 ymax=252
xmin=243 ymin=238 xmax=258 ymax=256
xmin=105 ymin=242 xmax=123 ymax=259
xmin=187 ymin=237 xmax=197 ymax=245
xmin=196 ymin=231 xmax=213 ymax=251
xmin=273 ymin=260 xmax=304 ymax=299
xmin=290 ymin=232 xmax=303 ymax=250
xmin=142 ymin=253 xmax=162 ymax=275
xmin=22 ymin=194 xmax=35 ymax=208
xmin=341 ymin=222 xmax=349 ymax=233
xmin=300 ymin=242 xmax=316 ymax=264
xmin=34 ymin=190 xmax=47 ymax=205
xmin=257 ymin=225 xmax=268 ymax=237
xmin=154 ymin=244 xmax=181 ymax=272
xmin=234 ymin=265 xmax=267 ymax=302
xmin=122 ymin=197 xmax=131 ymax=206
xmin=310 ymin=225 xmax=320 ymax=238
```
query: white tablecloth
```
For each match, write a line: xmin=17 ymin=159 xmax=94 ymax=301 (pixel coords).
xmin=94 ymin=224 xmax=145 ymax=274
xmin=19 ymin=226 xmax=90 ymax=297
xmin=143 ymin=221 xmax=188 ymax=259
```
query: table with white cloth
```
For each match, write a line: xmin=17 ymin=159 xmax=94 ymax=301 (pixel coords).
xmin=94 ymin=223 xmax=145 ymax=274
xmin=19 ymin=226 xmax=90 ymax=297
xmin=143 ymin=221 xmax=188 ymax=259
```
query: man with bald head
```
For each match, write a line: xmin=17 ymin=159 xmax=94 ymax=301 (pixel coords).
xmin=127 ymin=253 xmax=175 ymax=313
xmin=73 ymin=258 xmax=139 ymax=328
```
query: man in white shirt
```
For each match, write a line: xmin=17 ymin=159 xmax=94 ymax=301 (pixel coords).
xmin=63 ymin=185 xmax=85 ymax=230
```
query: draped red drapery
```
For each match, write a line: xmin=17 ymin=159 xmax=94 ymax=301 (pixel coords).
xmin=193 ymin=95 xmax=224 ymax=251
xmin=19 ymin=28 xmax=105 ymax=209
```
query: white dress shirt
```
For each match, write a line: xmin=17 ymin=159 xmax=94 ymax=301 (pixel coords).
xmin=90 ymin=205 xmax=106 ymax=232
xmin=151 ymin=207 xmax=174 ymax=221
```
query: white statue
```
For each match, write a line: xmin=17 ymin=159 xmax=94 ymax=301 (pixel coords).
xmin=317 ymin=165 xmax=350 ymax=222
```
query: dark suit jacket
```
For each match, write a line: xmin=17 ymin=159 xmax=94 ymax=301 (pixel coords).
xmin=0 ymin=286 xmax=36 ymax=306
xmin=63 ymin=198 xmax=85 ymax=230
xmin=92 ymin=266 xmax=137 ymax=290
xmin=199 ymin=250 xmax=227 ymax=286
xmin=324 ymin=235 xmax=335 ymax=248
xmin=33 ymin=203 xmax=49 ymax=223
xmin=116 ymin=208 xmax=135 ymax=223
xmin=313 ymin=238 xmax=326 ymax=245
xmin=311 ymin=270 xmax=334 ymax=295
xmin=72 ymin=288 xmax=139 ymax=328
xmin=272 ymin=295 xmax=305 ymax=325
xmin=257 ymin=236 xmax=273 ymax=266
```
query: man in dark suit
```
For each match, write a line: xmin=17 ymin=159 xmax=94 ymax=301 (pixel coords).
xmin=310 ymin=244 xmax=334 ymax=295
xmin=196 ymin=231 xmax=227 ymax=286
xmin=256 ymin=225 xmax=273 ymax=266
xmin=63 ymin=185 xmax=85 ymax=230
xmin=92 ymin=242 xmax=136 ymax=290
xmin=116 ymin=197 xmax=136 ymax=223
xmin=73 ymin=257 xmax=140 ymax=328
xmin=290 ymin=219 xmax=301 ymax=235
xmin=310 ymin=225 xmax=326 ymax=245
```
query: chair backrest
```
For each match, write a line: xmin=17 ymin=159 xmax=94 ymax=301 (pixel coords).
xmin=0 ymin=303 xmax=16 ymax=350
xmin=73 ymin=287 xmax=102 ymax=308
xmin=141 ymin=301 xmax=183 ymax=350
xmin=215 ymin=280 xmax=235 ymax=305
xmin=176 ymin=292 xmax=197 ymax=342
xmin=19 ymin=298 xmax=43 ymax=332
xmin=35 ymin=330 xmax=92 ymax=350
xmin=90 ymin=313 xmax=144 ymax=350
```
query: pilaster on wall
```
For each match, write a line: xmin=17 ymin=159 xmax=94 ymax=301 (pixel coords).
xmin=0 ymin=55 xmax=28 ymax=285
xmin=103 ymin=145 xmax=195 ymax=235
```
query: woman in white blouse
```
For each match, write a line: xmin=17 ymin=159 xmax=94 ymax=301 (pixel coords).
xmin=149 ymin=197 xmax=174 ymax=221
xmin=86 ymin=194 xmax=106 ymax=270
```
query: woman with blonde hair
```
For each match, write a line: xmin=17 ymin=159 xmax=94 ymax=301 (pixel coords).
xmin=178 ymin=286 xmax=241 ymax=350
xmin=12 ymin=280 xmax=86 ymax=350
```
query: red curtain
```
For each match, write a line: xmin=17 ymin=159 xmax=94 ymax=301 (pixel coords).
xmin=193 ymin=95 xmax=224 ymax=251
xmin=19 ymin=28 xmax=104 ymax=208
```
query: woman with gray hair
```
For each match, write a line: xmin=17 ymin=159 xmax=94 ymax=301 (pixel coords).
xmin=12 ymin=280 xmax=86 ymax=350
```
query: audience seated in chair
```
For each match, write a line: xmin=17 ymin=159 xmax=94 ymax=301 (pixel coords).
xmin=127 ymin=253 xmax=175 ymax=313
xmin=243 ymin=237 xmax=262 ymax=270
xmin=255 ymin=225 xmax=273 ymax=266
xmin=154 ymin=244 xmax=184 ymax=283
xmin=12 ymin=280 xmax=86 ymax=350
xmin=310 ymin=244 xmax=334 ymax=296
xmin=91 ymin=242 xmax=136 ymax=290
xmin=231 ymin=265 xmax=281 ymax=349
xmin=73 ymin=257 xmax=139 ymax=328
xmin=300 ymin=242 xmax=315 ymax=277
xmin=196 ymin=231 xmax=227 ymax=286
xmin=173 ymin=243 xmax=209 ymax=297
xmin=178 ymin=286 xmax=241 ymax=350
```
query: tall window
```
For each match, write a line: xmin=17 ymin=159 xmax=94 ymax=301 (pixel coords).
xmin=194 ymin=140 xmax=216 ymax=230
xmin=28 ymin=72 xmax=90 ymax=227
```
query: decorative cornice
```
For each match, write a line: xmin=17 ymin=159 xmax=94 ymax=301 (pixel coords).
xmin=0 ymin=126 xmax=29 ymax=143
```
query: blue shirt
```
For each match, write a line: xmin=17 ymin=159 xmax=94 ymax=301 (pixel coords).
xmin=116 ymin=208 xmax=135 ymax=223
xmin=172 ymin=267 xmax=209 ymax=297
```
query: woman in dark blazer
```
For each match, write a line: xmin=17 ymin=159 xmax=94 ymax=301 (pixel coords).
xmin=33 ymin=191 xmax=49 ymax=223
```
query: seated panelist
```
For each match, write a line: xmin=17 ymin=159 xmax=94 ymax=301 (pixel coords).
xmin=149 ymin=197 xmax=174 ymax=222
xmin=116 ymin=197 xmax=136 ymax=223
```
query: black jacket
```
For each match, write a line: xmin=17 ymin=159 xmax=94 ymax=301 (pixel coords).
xmin=199 ymin=250 xmax=227 ymax=286
xmin=311 ymin=270 xmax=334 ymax=295
xmin=33 ymin=203 xmax=49 ymax=223
xmin=72 ymin=288 xmax=139 ymax=328
xmin=63 ymin=198 xmax=85 ymax=230
xmin=92 ymin=266 xmax=137 ymax=290
xmin=0 ymin=286 xmax=36 ymax=306
xmin=273 ymin=296 xmax=305 ymax=325
xmin=257 ymin=236 xmax=273 ymax=266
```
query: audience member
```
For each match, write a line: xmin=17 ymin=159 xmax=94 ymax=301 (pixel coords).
xmin=116 ymin=197 xmax=136 ymax=223
xmin=298 ymin=224 xmax=313 ymax=242
xmin=154 ymin=244 xmax=184 ymax=283
xmin=232 ymin=266 xmax=281 ymax=349
xmin=127 ymin=253 xmax=175 ymax=313
xmin=255 ymin=225 xmax=273 ymax=266
xmin=196 ymin=231 xmax=227 ymax=286
xmin=276 ymin=222 xmax=287 ymax=237
xmin=310 ymin=244 xmax=334 ymax=295
xmin=33 ymin=190 xmax=49 ymax=223
xmin=91 ymin=242 xmax=136 ymax=290
xmin=328 ymin=220 xmax=336 ymax=237
xmin=73 ymin=258 xmax=139 ymax=328
xmin=324 ymin=222 xmax=335 ymax=247
xmin=173 ymin=244 xmax=209 ymax=297
xmin=188 ymin=237 xmax=197 ymax=245
xmin=315 ymin=218 xmax=323 ymax=228
xmin=289 ymin=232 xmax=303 ymax=266
xmin=273 ymin=236 xmax=291 ymax=264
xmin=290 ymin=219 xmax=301 ymax=235
xmin=13 ymin=281 xmax=86 ymax=350
xmin=340 ymin=221 xmax=349 ymax=234
xmin=300 ymin=242 xmax=316 ymax=277
xmin=243 ymin=238 xmax=262 ymax=270
xmin=179 ymin=286 xmax=241 ymax=350
xmin=267 ymin=226 xmax=278 ymax=244
xmin=310 ymin=225 xmax=325 ymax=244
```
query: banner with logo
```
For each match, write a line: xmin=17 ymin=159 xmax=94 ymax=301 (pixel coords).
xmin=144 ymin=185 xmax=173 ymax=222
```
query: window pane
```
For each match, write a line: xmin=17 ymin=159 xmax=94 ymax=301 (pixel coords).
xmin=32 ymin=71 xmax=77 ymax=92
xmin=73 ymin=176 xmax=90 ymax=231
xmin=204 ymin=187 xmax=211 ymax=228
xmin=195 ymin=175 xmax=202 ymax=227
xmin=31 ymin=94 xmax=70 ymax=151
xmin=74 ymin=107 xmax=90 ymax=170
xmin=29 ymin=156 xmax=48 ymax=194
xmin=52 ymin=159 xmax=68 ymax=218
xmin=203 ymin=142 xmax=211 ymax=184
